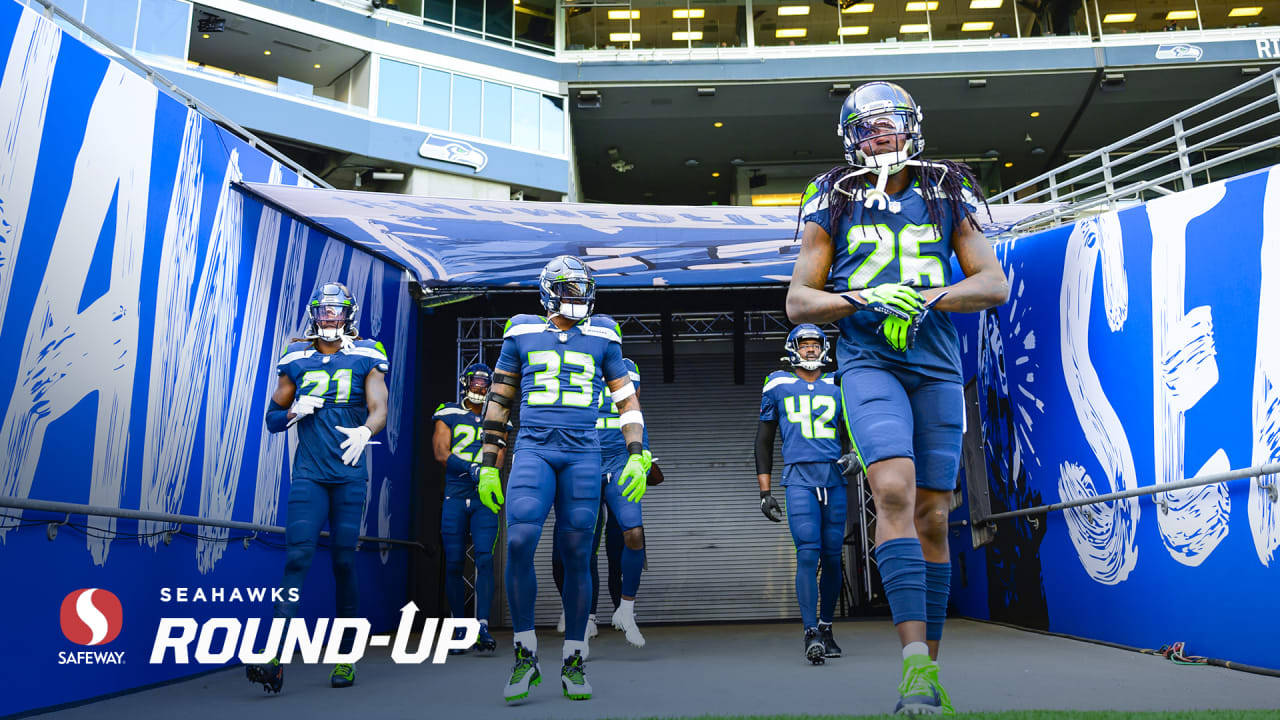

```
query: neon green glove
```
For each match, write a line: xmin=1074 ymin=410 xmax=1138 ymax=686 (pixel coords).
xmin=618 ymin=454 xmax=648 ymax=503
xmin=847 ymin=283 xmax=925 ymax=321
xmin=880 ymin=315 xmax=911 ymax=352
xmin=477 ymin=467 xmax=504 ymax=513
xmin=641 ymin=449 xmax=653 ymax=472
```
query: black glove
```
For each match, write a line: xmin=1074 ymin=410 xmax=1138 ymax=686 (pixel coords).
xmin=760 ymin=490 xmax=783 ymax=522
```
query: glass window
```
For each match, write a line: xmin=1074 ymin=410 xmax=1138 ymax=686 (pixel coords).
xmin=512 ymin=88 xmax=540 ymax=150
xmin=540 ymin=94 xmax=564 ymax=155
xmin=753 ymin=1 xmax=843 ymax=47
xmin=378 ymin=58 xmax=420 ymax=124
xmin=515 ymin=0 xmax=555 ymax=49
xmin=424 ymin=0 xmax=452 ymax=27
xmin=134 ymin=0 xmax=190 ymax=60
xmin=565 ymin=4 xmax=613 ymax=50
xmin=487 ymin=0 xmax=514 ymax=41
xmin=700 ymin=0 xmax=749 ymax=48
xmin=456 ymin=0 xmax=484 ymax=35
xmin=419 ymin=68 xmax=451 ymax=131
xmin=452 ymin=75 xmax=483 ymax=136
xmin=84 ymin=0 xmax=140 ymax=49
xmin=483 ymin=81 xmax=512 ymax=143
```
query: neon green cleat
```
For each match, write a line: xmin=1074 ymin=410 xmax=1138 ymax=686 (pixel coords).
xmin=894 ymin=654 xmax=944 ymax=715
xmin=503 ymin=644 xmax=542 ymax=703
xmin=560 ymin=651 xmax=592 ymax=700
xmin=922 ymin=661 xmax=955 ymax=715
xmin=330 ymin=662 xmax=355 ymax=688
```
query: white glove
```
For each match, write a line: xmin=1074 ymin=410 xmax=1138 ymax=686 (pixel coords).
xmin=289 ymin=395 xmax=325 ymax=424
xmin=336 ymin=425 xmax=373 ymax=466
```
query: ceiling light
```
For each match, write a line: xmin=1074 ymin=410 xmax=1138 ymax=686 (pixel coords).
xmin=843 ymin=2 xmax=874 ymax=11
xmin=900 ymin=23 xmax=930 ymax=32
xmin=1030 ymin=146 xmax=1046 ymax=155
xmin=607 ymin=9 xmax=639 ymax=19
xmin=730 ymin=157 xmax=745 ymax=165
xmin=776 ymin=28 xmax=808 ymax=37
xmin=673 ymin=8 xmax=706 ymax=18
xmin=905 ymin=1 xmax=938 ymax=10
xmin=314 ymin=63 xmax=322 ymax=69
xmin=1166 ymin=10 xmax=1196 ymax=20
xmin=751 ymin=193 xmax=803 ymax=206
xmin=1030 ymin=110 xmax=1040 ymax=117
xmin=839 ymin=26 xmax=869 ymax=35
xmin=685 ymin=158 xmax=700 ymax=166
xmin=577 ymin=89 xmax=601 ymax=108
xmin=1004 ymin=162 xmax=1013 ymax=168
xmin=609 ymin=32 xmax=640 ymax=41
xmin=1242 ymin=66 xmax=1263 ymax=76
xmin=713 ymin=121 xmax=724 ymax=127
xmin=778 ymin=5 xmax=812 ymax=15
xmin=1229 ymin=7 xmax=1263 ymax=17
xmin=712 ymin=172 xmax=721 ymax=178
xmin=1102 ymin=12 xmax=1136 ymax=22
xmin=263 ymin=50 xmax=272 ymax=55
xmin=697 ymin=87 xmax=716 ymax=96
xmin=514 ymin=0 xmax=520 ymax=4
xmin=962 ymin=21 xmax=993 ymax=31
xmin=969 ymin=0 xmax=1002 ymax=7
xmin=968 ymin=78 xmax=987 ymax=88
xmin=675 ymin=31 xmax=705 ymax=40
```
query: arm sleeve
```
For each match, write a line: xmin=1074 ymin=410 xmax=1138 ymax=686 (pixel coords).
xmin=445 ymin=452 xmax=473 ymax=476
xmin=755 ymin=420 xmax=777 ymax=476
xmin=265 ymin=400 xmax=291 ymax=434
xmin=495 ymin=336 xmax=521 ymax=373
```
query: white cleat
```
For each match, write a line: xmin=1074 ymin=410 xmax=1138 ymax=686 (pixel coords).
xmin=556 ymin=610 xmax=565 ymax=634
xmin=587 ymin=614 xmax=599 ymax=639
xmin=611 ymin=605 xmax=646 ymax=648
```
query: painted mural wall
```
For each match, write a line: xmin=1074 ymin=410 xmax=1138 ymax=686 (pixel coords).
xmin=0 ymin=3 xmax=418 ymax=715
xmin=950 ymin=164 xmax=1280 ymax=670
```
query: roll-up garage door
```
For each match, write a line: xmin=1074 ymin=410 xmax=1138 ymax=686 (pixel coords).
xmin=519 ymin=340 xmax=822 ymax=625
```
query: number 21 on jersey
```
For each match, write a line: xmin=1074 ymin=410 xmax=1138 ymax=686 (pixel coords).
xmin=784 ymin=395 xmax=836 ymax=439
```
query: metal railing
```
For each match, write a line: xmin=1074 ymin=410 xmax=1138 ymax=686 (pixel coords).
xmin=0 ymin=496 xmax=423 ymax=550
xmin=27 ymin=0 xmax=332 ymax=190
xmin=992 ymin=68 xmax=1280 ymax=235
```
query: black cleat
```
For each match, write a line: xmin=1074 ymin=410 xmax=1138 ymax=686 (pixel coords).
xmin=474 ymin=624 xmax=498 ymax=655
xmin=245 ymin=657 xmax=284 ymax=693
xmin=819 ymin=622 xmax=842 ymax=658
xmin=804 ymin=627 xmax=826 ymax=665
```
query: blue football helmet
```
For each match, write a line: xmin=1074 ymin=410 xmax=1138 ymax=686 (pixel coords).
xmin=306 ymin=281 xmax=357 ymax=342
xmin=784 ymin=324 xmax=830 ymax=371
xmin=460 ymin=362 xmax=493 ymax=405
xmin=837 ymin=81 xmax=925 ymax=174
xmin=539 ymin=255 xmax=596 ymax=320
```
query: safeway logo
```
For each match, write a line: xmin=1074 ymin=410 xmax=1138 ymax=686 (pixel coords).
xmin=60 ymin=589 xmax=123 ymax=646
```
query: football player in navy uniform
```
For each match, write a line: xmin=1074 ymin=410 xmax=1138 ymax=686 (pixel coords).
xmin=786 ymin=81 xmax=1009 ymax=714
xmin=477 ymin=256 xmax=650 ymax=702
xmin=249 ymin=281 xmax=390 ymax=692
xmin=433 ymin=363 xmax=503 ymax=655
xmin=756 ymin=325 xmax=846 ymax=665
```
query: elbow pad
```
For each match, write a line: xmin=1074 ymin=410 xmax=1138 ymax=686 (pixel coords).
xmin=754 ymin=422 xmax=776 ymax=475
xmin=265 ymin=401 xmax=291 ymax=434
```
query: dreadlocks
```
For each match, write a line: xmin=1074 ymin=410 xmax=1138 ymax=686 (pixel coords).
xmin=796 ymin=160 xmax=991 ymax=240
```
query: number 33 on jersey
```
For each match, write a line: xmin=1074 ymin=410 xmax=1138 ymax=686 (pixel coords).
xmin=495 ymin=314 xmax=630 ymax=429
xmin=759 ymin=370 xmax=842 ymax=463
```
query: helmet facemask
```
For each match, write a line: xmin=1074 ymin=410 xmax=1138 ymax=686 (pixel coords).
xmin=784 ymin=326 xmax=830 ymax=371
xmin=311 ymin=303 xmax=353 ymax=342
xmin=464 ymin=372 xmax=492 ymax=405
xmin=543 ymin=277 xmax=595 ymax=320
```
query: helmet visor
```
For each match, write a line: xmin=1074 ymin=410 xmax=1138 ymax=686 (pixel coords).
xmin=313 ymin=303 xmax=350 ymax=327
xmin=466 ymin=374 xmax=492 ymax=396
xmin=553 ymin=279 xmax=593 ymax=300
xmin=843 ymin=109 xmax=913 ymax=150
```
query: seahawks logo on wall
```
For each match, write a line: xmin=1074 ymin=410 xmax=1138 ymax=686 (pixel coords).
xmin=1154 ymin=44 xmax=1202 ymax=61
xmin=418 ymin=133 xmax=489 ymax=172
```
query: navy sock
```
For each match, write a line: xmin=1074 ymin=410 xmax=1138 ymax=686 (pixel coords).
xmin=925 ymin=561 xmax=951 ymax=641
xmin=621 ymin=546 xmax=644 ymax=598
xmin=872 ymin=537 xmax=927 ymax=626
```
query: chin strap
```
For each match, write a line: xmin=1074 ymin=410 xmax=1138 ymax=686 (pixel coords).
xmin=832 ymin=159 xmax=950 ymax=213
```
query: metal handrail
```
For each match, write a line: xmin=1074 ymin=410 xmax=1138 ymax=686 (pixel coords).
xmin=981 ymin=462 xmax=1280 ymax=524
xmin=27 ymin=0 xmax=332 ymax=190
xmin=992 ymin=68 xmax=1280 ymax=218
xmin=0 ymin=496 xmax=424 ymax=550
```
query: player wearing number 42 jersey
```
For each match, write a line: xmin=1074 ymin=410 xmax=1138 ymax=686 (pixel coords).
xmin=756 ymin=325 xmax=846 ymax=666
xmin=477 ymin=255 xmax=651 ymax=703
xmin=787 ymin=81 xmax=1009 ymax=715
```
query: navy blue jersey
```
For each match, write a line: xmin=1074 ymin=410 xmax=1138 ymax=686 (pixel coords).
xmin=760 ymin=371 xmax=843 ymax=467
xmin=278 ymin=338 xmax=389 ymax=482
xmin=433 ymin=401 xmax=488 ymax=499
xmin=495 ymin=314 xmax=629 ymax=438
xmin=596 ymin=358 xmax=648 ymax=460
xmin=801 ymin=174 xmax=977 ymax=381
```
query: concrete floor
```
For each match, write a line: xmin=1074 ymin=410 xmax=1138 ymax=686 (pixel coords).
xmin=38 ymin=620 xmax=1280 ymax=719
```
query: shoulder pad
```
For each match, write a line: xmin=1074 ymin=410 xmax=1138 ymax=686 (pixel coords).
xmin=623 ymin=358 xmax=640 ymax=383
xmin=504 ymin=315 xmax=548 ymax=338
xmin=801 ymin=179 xmax=830 ymax=217
xmin=433 ymin=402 xmax=468 ymax=418
xmin=581 ymin=315 xmax=621 ymax=343
xmin=762 ymin=371 xmax=796 ymax=394
xmin=345 ymin=338 xmax=388 ymax=361
xmin=278 ymin=341 xmax=315 ymax=366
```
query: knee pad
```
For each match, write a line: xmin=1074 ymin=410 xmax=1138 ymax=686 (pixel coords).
xmin=796 ymin=548 xmax=820 ymax=572
xmin=623 ymin=527 xmax=644 ymax=551
xmin=506 ymin=523 xmax=541 ymax=563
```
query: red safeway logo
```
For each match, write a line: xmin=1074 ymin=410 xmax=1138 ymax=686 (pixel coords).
xmin=60 ymin=589 xmax=123 ymax=646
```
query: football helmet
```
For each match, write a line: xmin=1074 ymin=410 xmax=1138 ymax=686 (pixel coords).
xmin=784 ymin=324 xmax=830 ymax=371
xmin=539 ymin=255 xmax=596 ymax=320
xmin=837 ymin=81 xmax=925 ymax=175
xmin=306 ymin=281 xmax=357 ymax=342
xmin=460 ymin=362 xmax=493 ymax=406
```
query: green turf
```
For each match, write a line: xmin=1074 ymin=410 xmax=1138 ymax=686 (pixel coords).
xmin=619 ymin=707 xmax=1280 ymax=712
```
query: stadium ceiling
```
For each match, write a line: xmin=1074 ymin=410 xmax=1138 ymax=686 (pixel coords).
xmin=571 ymin=64 xmax=1276 ymax=204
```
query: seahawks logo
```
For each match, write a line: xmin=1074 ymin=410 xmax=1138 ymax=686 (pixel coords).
xmin=1154 ymin=44 xmax=1202 ymax=61
xmin=418 ymin=133 xmax=489 ymax=172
